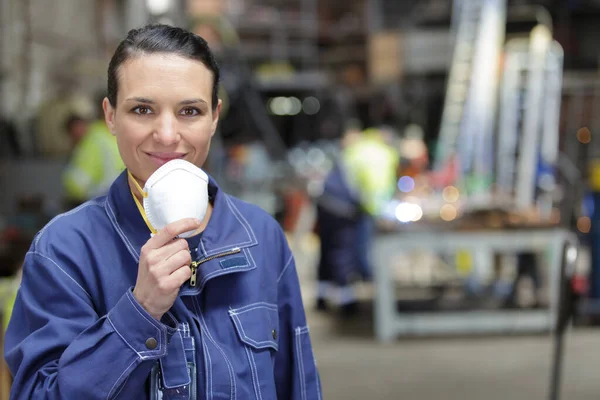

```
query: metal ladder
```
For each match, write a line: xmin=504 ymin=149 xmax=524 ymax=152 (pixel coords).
xmin=435 ymin=0 xmax=483 ymax=168
xmin=496 ymin=35 xmax=564 ymax=214
xmin=435 ymin=0 xmax=506 ymax=196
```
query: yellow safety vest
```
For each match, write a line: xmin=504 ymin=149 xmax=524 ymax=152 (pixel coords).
xmin=589 ymin=159 xmax=600 ymax=191
xmin=341 ymin=129 xmax=399 ymax=216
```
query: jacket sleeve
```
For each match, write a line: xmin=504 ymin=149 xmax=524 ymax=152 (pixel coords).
xmin=4 ymin=251 xmax=177 ymax=399
xmin=273 ymin=246 xmax=322 ymax=399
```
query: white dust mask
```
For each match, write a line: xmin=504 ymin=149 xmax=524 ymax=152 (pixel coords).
xmin=129 ymin=159 xmax=209 ymax=238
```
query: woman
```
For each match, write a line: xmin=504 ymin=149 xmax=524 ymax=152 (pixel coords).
xmin=4 ymin=24 xmax=321 ymax=400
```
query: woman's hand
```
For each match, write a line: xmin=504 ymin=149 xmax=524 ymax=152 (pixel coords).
xmin=133 ymin=218 xmax=202 ymax=320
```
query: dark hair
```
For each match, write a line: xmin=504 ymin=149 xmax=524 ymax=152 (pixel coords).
xmin=107 ymin=24 xmax=220 ymax=110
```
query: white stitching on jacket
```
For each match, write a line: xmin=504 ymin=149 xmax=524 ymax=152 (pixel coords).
xmin=202 ymin=338 xmax=214 ymax=400
xmin=193 ymin=297 xmax=237 ymax=400
xmin=28 ymin=252 xmax=93 ymax=301
xmin=276 ymin=254 xmax=294 ymax=284
xmin=34 ymin=199 xmax=104 ymax=247
xmin=244 ymin=346 xmax=263 ymax=400
xmin=106 ymin=314 xmax=142 ymax=358
xmin=229 ymin=302 xmax=278 ymax=314
xmin=295 ymin=327 xmax=307 ymax=400
xmin=105 ymin=201 xmax=140 ymax=261
xmin=106 ymin=358 xmax=137 ymax=400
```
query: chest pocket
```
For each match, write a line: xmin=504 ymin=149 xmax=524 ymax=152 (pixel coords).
xmin=229 ymin=303 xmax=279 ymax=400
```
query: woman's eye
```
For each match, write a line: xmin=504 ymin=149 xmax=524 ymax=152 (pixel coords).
xmin=181 ymin=107 xmax=200 ymax=117
xmin=133 ymin=106 xmax=152 ymax=115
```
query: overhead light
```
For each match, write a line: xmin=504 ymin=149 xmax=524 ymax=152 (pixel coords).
xmin=577 ymin=217 xmax=591 ymax=234
xmin=280 ymin=97 xmax=293 ymax=115
xmin=303 ymin=97 xmax=320 ymax=115
xmin=397 ymin=176 xmax=415 ymax=193
xmin=289 ymin=97 xmax=302 ymax=116
xmin=440 ymin=204 xmax=457 ymax=221
xmin=442 ymin=186 xmax=460 ymax=203
xmin=394 ymin=202 xmax=422 ymax=223
xmin=270 ymin=97 xmax=287 ymax=115
xmin=306 ymin=148 xmax=326 ymax=166
xmin=566 ymin=245 xmax=578 ymax=264
xmin=577 ymin=127 xmax=591 ymax=144
xmin=147 ymin=0 xmax=172 ymax=15
xmin=530 ymin=24 xmax=552 ymax=54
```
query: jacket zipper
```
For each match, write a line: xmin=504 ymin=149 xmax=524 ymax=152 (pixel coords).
xmin=189 ymin=247 xmax=241 ymax=287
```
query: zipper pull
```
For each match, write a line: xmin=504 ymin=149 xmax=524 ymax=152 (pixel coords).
xmin=190 ymin=262 xmax=198 ymax=287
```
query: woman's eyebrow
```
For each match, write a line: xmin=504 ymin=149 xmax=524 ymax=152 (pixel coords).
xmin=125 ymin=97 xmax=154 ymax=104
xmin=124 ymin=97 xmax=208 ymax=106
xmin=179 ymin=99 xmax=208 ymax=106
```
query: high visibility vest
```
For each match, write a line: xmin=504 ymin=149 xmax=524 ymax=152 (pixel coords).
xmin=1 ymin=275 xmax=19 ymax=332
xmin=590 ymin=159 xmax=600 ymax=192
xmin=341 ymin=129 xmax=400 ymax=216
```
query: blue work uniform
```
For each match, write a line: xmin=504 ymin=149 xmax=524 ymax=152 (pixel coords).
xmin=4 ymin=171 xmax=322 ymax=400
xmin=316 ymin=130 xmax=399 ymax=288
xmin=316 ymin=163 xmax=362 ymax=287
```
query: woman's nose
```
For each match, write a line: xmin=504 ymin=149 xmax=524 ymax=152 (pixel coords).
xmin=153 ymin=114 xmax=180 ymax=145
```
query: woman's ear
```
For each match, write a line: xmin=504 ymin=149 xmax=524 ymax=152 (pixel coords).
xmin=103 ymin=97 xmax=116 ymax=136
xmin=210 ymin=99 xmax=222 ymax=137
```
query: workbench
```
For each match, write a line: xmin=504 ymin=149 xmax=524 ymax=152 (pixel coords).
xmin=372 ymin=227 xmax=578 ymax=341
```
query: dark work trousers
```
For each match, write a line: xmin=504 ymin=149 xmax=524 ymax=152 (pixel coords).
xmin=590 ymin=192 xmax=600 ymax=299
xmin=317 ymin=205 xmax=361 ymax=288
xmin=355 ymin=214 xmax=374 ymax=281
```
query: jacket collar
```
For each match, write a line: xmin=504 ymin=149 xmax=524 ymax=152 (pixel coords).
xmin=105 ymin=170 xmax=258 ymax=264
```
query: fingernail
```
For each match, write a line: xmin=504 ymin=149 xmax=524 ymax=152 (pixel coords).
xmin=195 ymin=219 xmax=202 ymax=225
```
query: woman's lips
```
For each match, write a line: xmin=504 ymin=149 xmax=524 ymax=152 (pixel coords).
xmin=147 ymin=152 xmax=186 ymax=166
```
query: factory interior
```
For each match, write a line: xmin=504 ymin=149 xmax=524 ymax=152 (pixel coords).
xmin=2 ymin=0 xmax=600 ymax=398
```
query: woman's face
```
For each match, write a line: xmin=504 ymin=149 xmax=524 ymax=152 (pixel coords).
xmin=103 ymin=53 xmax=221 ymax=184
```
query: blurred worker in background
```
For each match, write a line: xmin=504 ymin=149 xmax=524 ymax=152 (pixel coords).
xmin=35 ymin=88 xmax=95 ymax=158
xmin=62 ymin=100 xmax=125 ymax=209
xmin=316 ymin=124 xmax=400 ymax=316
xmin=64 ymin=115 xmax=88 ymax=147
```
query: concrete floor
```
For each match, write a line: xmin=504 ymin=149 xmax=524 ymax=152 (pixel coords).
xmin=292 ymin=237 xmax=599 ymax=400
xmin=307 ymin=306 xmax=598 ymax=400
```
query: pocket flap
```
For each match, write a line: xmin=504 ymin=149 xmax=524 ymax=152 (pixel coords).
xmin=229 ymin=303 xmax=279 ymax=351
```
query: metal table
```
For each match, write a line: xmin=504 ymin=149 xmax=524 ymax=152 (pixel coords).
xmin=372 ymin=228 xmax=578 ymax=341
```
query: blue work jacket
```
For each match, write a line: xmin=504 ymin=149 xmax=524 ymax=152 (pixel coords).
xmin=317 ymin=163 xmax=361 ymax=220
xmin=5 ymin=171 xmax=322 ymax=400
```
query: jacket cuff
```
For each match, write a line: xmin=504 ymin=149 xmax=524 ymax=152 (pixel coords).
xmin=107 ymin=288 xmax=178 ymax=360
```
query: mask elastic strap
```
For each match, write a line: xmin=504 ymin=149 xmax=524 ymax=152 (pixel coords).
xmin=127 ymin=170 xmax=158 ymax=235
